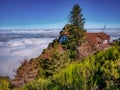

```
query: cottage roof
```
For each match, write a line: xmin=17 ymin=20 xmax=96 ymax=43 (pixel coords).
xmin=86 ymin=32 xmax=110 ymax=44
xmin=58 ymin=34 xmax=68 ymax=40
xmin=96 ymin=32 xmax=110 ymax=40
xmin=86 ymin=32 xmax=110 ymax=40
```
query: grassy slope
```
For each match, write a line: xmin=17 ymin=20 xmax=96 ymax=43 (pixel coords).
xmin=15 ymin=46 xmax=120 ymax=90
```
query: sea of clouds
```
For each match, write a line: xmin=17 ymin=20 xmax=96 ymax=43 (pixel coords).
xmin=0 ymin=29 xmax=60 ymax=79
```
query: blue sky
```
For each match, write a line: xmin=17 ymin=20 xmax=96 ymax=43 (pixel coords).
xmin=0 ymin=0 xmax=120 ymax=29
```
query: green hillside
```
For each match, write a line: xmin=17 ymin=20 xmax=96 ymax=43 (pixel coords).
xmin=14 ymin=46 xmax=120 ymax=90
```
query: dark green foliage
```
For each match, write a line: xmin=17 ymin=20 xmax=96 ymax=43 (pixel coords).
xmin=69 ymin=4 xmax=85 ymax=28
xmin=67 ymin=25 xmax=85 ymax=48
xmin=39 ymin=50 xmax=71 ymax=78
xmin=61 ymin=24 xmax=85 ymax=49
xmin=61 ymin=4 xmax=86 ymax=49
xmin=113 ymin=39 xmax=120 ymax=46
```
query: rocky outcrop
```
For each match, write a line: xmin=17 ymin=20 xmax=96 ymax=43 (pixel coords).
xmin=11 ymin=59 xmax=39 ymax=87
xmin=76 ymin=41 xmax=97 ymax=59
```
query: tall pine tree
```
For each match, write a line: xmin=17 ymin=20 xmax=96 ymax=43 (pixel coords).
xmin=69 ymin=4 xmax=85 ymax=28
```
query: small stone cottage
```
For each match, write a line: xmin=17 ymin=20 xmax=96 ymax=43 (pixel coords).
xmin=77 ymin=32 xmax=111 ymax=59
xmin=86 ymin=32 xmax=110 ymax=47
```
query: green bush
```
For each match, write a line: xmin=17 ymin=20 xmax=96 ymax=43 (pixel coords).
xmin=14 ymin=78 xmax=50 ymax=90
xmin=0 ymin=76 xmax=10 ymax=90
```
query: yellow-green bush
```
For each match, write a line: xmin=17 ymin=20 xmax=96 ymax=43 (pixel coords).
xmin=0 ymin=76 xmax=10 ymax=90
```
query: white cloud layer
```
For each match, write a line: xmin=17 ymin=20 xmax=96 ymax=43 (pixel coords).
xmin=0 ymin=29 xmax=60 ymax=79
xmin=0 ymin=38 xmax=55 ymax=78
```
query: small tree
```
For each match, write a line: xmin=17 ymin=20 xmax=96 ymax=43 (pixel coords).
xmin=69 ymin=4 xmax=85 ymax=28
